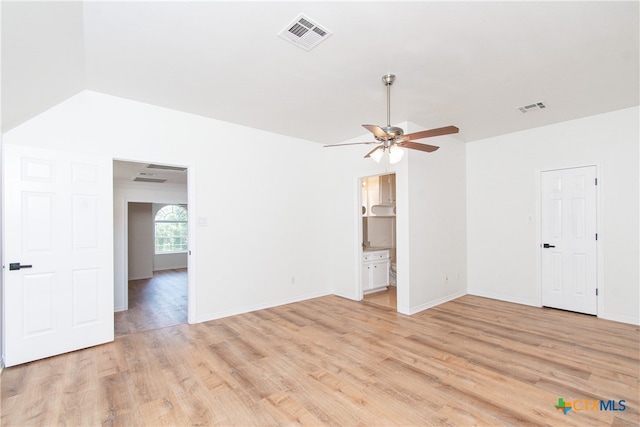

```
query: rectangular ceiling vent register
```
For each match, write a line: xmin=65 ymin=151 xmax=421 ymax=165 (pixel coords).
xmin=133 ymin=177 xmax=168 ymax=183
xmin=147 ymin=164 xmax=187 ymax=172
xmin=518 ymin=101 xmax=547 ymax=113
xmin=278 ymin=14 xmax=332 ymax=51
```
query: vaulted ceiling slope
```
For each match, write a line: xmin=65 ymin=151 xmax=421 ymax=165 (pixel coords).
xmin=2 ymin=1 xmax=638 ymax=144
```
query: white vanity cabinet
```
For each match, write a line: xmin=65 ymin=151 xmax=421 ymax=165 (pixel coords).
xmin=362 ymin=249 xmax=390 ymax=294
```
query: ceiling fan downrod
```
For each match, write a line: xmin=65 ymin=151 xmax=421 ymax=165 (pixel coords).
xmin=380 ymin=74 xmax=403 ymax=139
xmin=383 ymin=74 xmax=395 ymax=128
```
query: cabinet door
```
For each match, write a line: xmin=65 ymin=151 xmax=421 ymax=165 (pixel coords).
xmin=371 ymin=260 xmax=389 ymax=289
xmin=362 ymin=263 xmax=373 ymax=292
xmin=379 ymin=174 xmax=396 ymax=204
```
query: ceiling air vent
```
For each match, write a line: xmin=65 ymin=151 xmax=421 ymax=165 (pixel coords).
xmin=278 ymin=14 xmax=332 ymax=51
xmin=133 ymin=177 xmax=167 ymax=183
xmin=518 ymin=101 xmax=547 ymax=113
xmin=147 ymin=164 xmax=187 ymax=172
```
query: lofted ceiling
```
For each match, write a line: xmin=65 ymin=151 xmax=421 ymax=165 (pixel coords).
xmin=2 ymin=1 xmax=638 ymax=145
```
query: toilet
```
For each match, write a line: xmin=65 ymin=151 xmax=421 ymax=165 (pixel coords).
xmin=389 ymin=262 xmax=397 ymax=286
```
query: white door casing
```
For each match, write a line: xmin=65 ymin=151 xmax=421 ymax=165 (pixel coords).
xmin=540 ymin=166 xmax=597 ymax=315
xmin=2 ymin=144 xmax=114 ymax=367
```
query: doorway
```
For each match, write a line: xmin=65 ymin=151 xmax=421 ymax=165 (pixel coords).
xmin=112 ymin=160 xmax=190 ymax=335
xmin=540 ymin=165 xmax=597 ymax=315
xmin=361 ymin=173 xmax=397 ymax=310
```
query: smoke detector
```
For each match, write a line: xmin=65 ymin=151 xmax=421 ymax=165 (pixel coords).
xmin=278 ymin=14 xmax=332 ymax=51
xmin=518 ymin=101 xmax=547 ymax=113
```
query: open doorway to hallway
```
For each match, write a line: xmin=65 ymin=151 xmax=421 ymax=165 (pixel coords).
xmin=113 ymin=160 xmax=189 ymax=336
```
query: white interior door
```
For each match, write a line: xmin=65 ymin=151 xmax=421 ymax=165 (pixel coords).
xmin=3 ymin=144 xmax=114 ymax=367
xmin=541 ymin=166 xmax=597 ymax=315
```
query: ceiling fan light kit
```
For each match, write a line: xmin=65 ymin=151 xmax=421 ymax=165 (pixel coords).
xmin=324 ymin=74 xmax=459 ymax=162
xmin=388 ymin=145 xmax=405 ymax=164
xmin=369 ymin=144 xmax=405 ymax=164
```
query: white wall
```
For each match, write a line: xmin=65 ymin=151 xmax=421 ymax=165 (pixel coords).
xmin=467 ymin=107 xmax=639 ymax=324
xmin=154 ymin=252 xmax=188 ymax=271
xmin=405 ymin=132 xmax=468 ymax=313
xmin=4 ymin=91 xmax=333 ymax=322
xmin=128 ymin=202 xmax=153 ymax=280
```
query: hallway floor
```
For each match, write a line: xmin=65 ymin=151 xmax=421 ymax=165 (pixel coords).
xmin=114 ymin=269 xmax=187 ymax=336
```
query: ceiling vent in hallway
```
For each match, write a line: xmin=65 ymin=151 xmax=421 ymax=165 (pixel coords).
xmin=518 ymin=101 xmax=547 ymax=113
xmin=147 ymin=164 xmax=187 ymax=172
xmin=134 ymin=177 xmax=168 ymax=183
xmin=278 ymin=14 xmax=332 ymax=51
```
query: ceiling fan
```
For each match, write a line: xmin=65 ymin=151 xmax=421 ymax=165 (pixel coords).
xmin=324 ymin=74 xmax=459 ymax=163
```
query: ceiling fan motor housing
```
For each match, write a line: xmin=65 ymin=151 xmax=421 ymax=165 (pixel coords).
xmin=379 ymin=126 xmax=404 ymax=141
xmin=382 ymin=74 xmax=396 ymax=86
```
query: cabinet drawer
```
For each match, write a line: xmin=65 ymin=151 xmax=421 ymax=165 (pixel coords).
xmin=363 ymin=250 xmax=390 ymax=262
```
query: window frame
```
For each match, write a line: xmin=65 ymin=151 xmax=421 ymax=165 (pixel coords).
xmin=154 ymin=204 xmax=188 ymax=255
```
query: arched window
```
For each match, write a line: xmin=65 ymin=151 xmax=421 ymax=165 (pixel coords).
xmin=154 ymin=204 xmax=188 ymax=254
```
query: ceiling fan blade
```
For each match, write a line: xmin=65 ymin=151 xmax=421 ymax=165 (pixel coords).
xmin=324 ymin=141 xmax=378 ymax=147
xmin=404 ymin=126 xmax=459 ymax=140
xmin=364 ymin=145 xmax=383 ymax=158
xmin=397 ymin=141 xmax=440 ymax=153
xmin=362 ymin=124 xmax=389 ymax=140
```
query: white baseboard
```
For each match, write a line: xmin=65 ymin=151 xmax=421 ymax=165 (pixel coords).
xmin=405 ymin=290 xmax=467 ymax=315
xmin=469 ymin=290 xmax=639 ymax=325
xmin=195 ymin=290 xmax=331 ymax=323
xmin=191 ymin=288 xmax=639 ymax=326
xmin=599 ymin=311 xmax=640 ymax=325
xmin=467 ymin=289 xmax=540 ymax=308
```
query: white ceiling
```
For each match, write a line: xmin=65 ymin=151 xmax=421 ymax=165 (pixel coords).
xmin=113 ymin=160 xmax=188 ymax=186
xmin=2 ymin=1 xmax=639 ymax=145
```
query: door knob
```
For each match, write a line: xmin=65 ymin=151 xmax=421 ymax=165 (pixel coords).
xmin=9 ymin=263 xmax=33 ymax=271
xmin=542 ymin=243 xmax=556 ymax=248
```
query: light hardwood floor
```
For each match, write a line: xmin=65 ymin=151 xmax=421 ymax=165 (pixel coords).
xmin=2 ymin=295 xmax=638 ymax=426
xmin=362 ymin=285 xmax=397 ymax=309
xmin=114 ymin=269 xmax=188 ymax=336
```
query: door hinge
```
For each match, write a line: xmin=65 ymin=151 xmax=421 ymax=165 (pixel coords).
xmin=596 ymin=288 xmax=598 ymax=296
xmin=595 ymin=178 xmax=598 ymax=185
xmin=595 ymin=233 xmax=598 ymax=240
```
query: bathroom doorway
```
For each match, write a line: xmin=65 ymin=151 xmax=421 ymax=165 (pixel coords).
xmin=361 ymin=173 xmax=397 ymax=309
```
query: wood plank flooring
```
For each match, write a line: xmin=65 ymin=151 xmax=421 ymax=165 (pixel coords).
xmin=114 ymin=269 xmax=187 ymax=336
xmin=363 ymin=285 xmax=397 ymax=309
xmin=2 ymin=295 xmax=639 ymax=426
